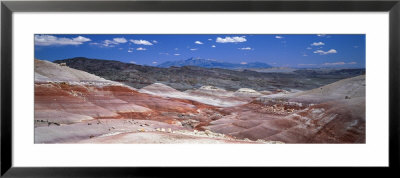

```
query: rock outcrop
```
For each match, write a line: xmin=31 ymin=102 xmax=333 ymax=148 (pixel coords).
xmin=205 ymin=75 xmax=366 ymax=143
xmin=140 ymin=83 xmax=248 ymax=107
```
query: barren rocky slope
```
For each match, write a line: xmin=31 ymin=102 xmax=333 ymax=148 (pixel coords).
xmin=35 ymin=59 xmax=365 ymax=144
xmin=34 ymin=59 xmax=277 ymax=144
xmin=206 ymin=75 xmax=366 ymax=143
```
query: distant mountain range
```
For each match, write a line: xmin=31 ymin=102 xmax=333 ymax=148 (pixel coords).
xmin=52 ymin=57 xmax=365 ymax=92
xmin=158 ymin=57 xmax=273 ymax=69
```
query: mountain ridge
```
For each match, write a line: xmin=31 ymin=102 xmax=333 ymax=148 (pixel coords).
xmin=158 ymin=57 xmax=273 ymax=69
xmin=53 ymin=57 xmax=365 ymax=92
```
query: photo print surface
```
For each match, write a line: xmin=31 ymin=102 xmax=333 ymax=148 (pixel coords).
xmin=34 ymin=34 xmax=366 ymax=144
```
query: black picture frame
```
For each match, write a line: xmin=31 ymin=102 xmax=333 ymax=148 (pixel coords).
xmin=1 ymin=0 xmax=399 ymax=177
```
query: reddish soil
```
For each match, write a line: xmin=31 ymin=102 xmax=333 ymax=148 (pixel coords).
xmin=35 ymin=75 xmax=365 ymax=143
xmin=35 ymin=82 xmax=223 ymax=129
xmin=206 ymin=98 xmax=365 ymax=143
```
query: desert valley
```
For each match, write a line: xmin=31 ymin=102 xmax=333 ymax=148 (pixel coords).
xmin=34 ymin=57 xmax=365 ymax=144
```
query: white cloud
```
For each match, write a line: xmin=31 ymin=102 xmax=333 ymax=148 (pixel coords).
xmin=311 ymin=42 xmax=325 ymax=46
xmin=174 ymin=48 xmax=179 ymax=50
xmin=298 ymin=64 xmax=316 ymax=66
xmin=136 ymin=47 xmax=147 ymax=51
xmin=152 ymin=40 xmax=158 ymax=44
xmin=129 ymin=61 xmax=136 ymax=64
xmin=275 ymin=36 xmax=284 ymax=39
xmin=73 ymin=36 xmax=91 ymax=42
xmin=130 ymin=39 xmax=153 ymax=45
xmin=216 ymin=36 xmax=246 ymax=43
xmin=211 ymin=45 xmax=216 ymax=48
xmin=238 ymin=47 xmax=252 ymax=50
xmin=95 ymin=38 xmax=128 ymax=47
xmin=306 ymin=47 xmax=312 ymax=50
xmin=152 ymin=61 xmax=158 ymax=64
xmin=128 ymin=48 xmax=134 ymax=52
xmin=35 ymin=35 xmax=91 ymax=46
xmin=313 ymin=49 xmax=337 ymax=55
xmin=173 ymin=54 xmax=181 ymax=56
xmin=208 ymin=39 xmax=212 ymax=41
xmin=195 ymin=41 xmax=203 ymax=44
xmin=348 ymin=62 xmax=357 ymax=64
xmin=103 ymin=40 xmax=118 ymax=47
xmin=317 ymin=34 xmax=326 ymax=37
xmin=240 ymin=62 xmax=248 ymax=65
xmin=113 ymin=37 xmax=127 ymax=43
xmin=190 ymin=48 xmax=198 ymax=51
xmin=323 ymin=62 xmax=346 ymax=66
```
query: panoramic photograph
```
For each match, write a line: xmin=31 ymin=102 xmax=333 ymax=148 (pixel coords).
xmin=34 ymin=34 xmax=365 ymax=144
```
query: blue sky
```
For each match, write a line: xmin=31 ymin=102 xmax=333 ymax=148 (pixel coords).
xmin=34 ymin=34 xmax=365 ymax=68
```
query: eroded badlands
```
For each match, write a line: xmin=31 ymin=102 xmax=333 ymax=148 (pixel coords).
xmin=34 ymin=59 xmax=365 ymax=143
